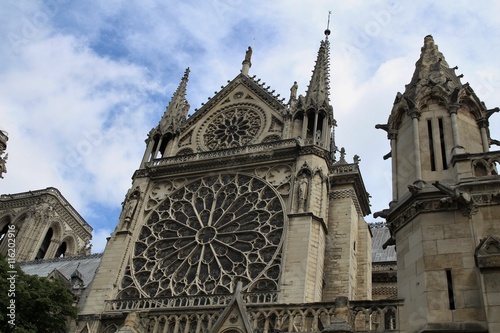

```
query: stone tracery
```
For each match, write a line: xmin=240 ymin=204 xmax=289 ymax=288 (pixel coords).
xmin=203 ymin=107 xmax=263 ymax=150
xmin=130 ymin=173 xmax=284 ymax=298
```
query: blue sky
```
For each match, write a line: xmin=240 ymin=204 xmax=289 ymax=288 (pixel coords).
xmin=1 ymin=1 xmax=499 ymax=253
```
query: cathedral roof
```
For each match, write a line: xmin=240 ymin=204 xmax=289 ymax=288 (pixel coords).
xmin=19 ymin=253 xmax=102 ymax=288
xmin=371 ymin=223 xmax=396 ymax=263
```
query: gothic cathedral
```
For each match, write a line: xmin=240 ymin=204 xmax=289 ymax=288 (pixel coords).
xmin=73 ymin=34 xmax=500 ymax=333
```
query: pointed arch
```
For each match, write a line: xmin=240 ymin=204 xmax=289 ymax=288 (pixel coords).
xmin=0 ymin=215 xmax=13 ymax=250
xmin=56 ymin=233 xmax=77 ymax=257
xmin=292 ymin=111 xmax=305 ymax=138
xmin=36 ymin=227 xmax=53 ymax=260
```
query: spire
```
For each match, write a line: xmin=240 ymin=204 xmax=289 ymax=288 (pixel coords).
xmin=159 ymin=68 xmax=191 ymax=134
xmin=403 ymin=35 xmax=463 ymax=103
xmin=305 ymin=34 xmax=331 ymax=110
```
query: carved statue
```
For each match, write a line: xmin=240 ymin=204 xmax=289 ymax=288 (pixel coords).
xmin=121 ymin=189 xmax=140 ymax=230
xmin=298 ymin=174 xmax=309 ymax=212
xmin=339 ymin=147 xmax=346 ymax=161
xmin=0 ymin=153 xmax=7 ymax=178
xmin=315 ymin=130 xmax=321 ymax=145
xmin=244 ymin=46 xmax=252 ymax=63
xmin=290 ymin=81 xmax=298 ymax=101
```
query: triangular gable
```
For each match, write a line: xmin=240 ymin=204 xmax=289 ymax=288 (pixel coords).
xmin=182 ymin=73 xmax=285 ymax=133
xmin=173 ymin=73 xmax=287 ymax=154
xmin=210 ymin=282 xmax=253 ymax=333
xmin=475 ymin=235 xmax=500 ymax=270
xmin=47 ymin=268 xmax=69 ymax=284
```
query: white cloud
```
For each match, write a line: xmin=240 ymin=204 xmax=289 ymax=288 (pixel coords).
xmin=91 ymin=227 xmax=113 ymax=254
xmin=0 ymin=0 xmax=498 ymax=233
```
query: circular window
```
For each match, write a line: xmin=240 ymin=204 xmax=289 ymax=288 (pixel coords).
xmin=132 ymin=173 xmax=284 ymax=297
xmin=202 ymin=107 xmax=264 ymax=150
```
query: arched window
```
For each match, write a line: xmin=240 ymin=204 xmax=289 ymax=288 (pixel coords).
xmin=55 ymin=241 xmax=67 ymax=257
xmin=0 ymin=223 xmax=10 ymax=245
xmin=36 ymin=227 xmax=53 ymax=260
xmin=385 ymin=308 xmax=397 ymax=330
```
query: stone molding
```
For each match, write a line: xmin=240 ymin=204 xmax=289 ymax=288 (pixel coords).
xmin=0 ymin=187 xmax=92 ymax=240
xmin=389 ymin=189 xmax=500 ymax=233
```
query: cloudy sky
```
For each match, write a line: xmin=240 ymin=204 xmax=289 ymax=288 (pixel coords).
xmin=1 ymin=1 xmax=499 ymax=253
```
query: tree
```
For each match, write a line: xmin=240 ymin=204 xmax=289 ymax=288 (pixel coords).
xmin=0 ymin=256 xmax=77 ymax=333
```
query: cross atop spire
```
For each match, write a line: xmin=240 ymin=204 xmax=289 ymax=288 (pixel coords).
xmin=324 ymin=11 xmax=332 ymax=39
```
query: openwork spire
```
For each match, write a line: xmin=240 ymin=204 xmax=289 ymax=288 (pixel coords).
xmin=305 ymin=37 xmax=331 ymax=109
xmin=159 ymin=68 xmax=191 ymax=134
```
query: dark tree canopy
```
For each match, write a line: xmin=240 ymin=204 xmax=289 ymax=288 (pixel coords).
xmin=0 ymin=256 xmax=77 ymax=333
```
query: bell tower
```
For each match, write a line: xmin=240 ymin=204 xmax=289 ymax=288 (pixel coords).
xmin=376 ymin=35 xmax=500 ymax=333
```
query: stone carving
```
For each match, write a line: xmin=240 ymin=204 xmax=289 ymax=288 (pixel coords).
xmin=0 ymin=153 xmax=7 ymax=178
xmin=130 ymin=173 xmax=284 ymax=298
xmin=315 ymin=130 xmax=321 ymax=145
xmin=244 ymin=46 xmax=252 ymax=63
xmin=120 ymin=188 xmax=140 ymax=231
xmin=289 ymin=81 xmax=298 ymax=101
xmin=255 ymin=165 xmax=292 ymax=195
xmin=298 ymin=174 xmax=309 ymax=212
xmin=203 ymin=108 xmax=262 ymax=150
xmin=475 ymin=236 xmax=500 ymax=270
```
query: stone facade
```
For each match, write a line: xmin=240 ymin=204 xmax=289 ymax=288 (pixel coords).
xmin=77 ymin=33 xmax=377 ymax=333
xmin=0 ymin=187 xmax=93 ymax=262
xmin=376 ymin=35 xmax=500 ymax=333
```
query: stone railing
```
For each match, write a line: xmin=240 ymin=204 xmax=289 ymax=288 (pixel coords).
xmin=103 ymin=295 xmax=400 ymax=333
xmin=331 ymin=163 xmax=358 ymax=174
xmin=104 ymin=291 xmax=278 ymax=311
xmin=148 ymin=139 xmax=298 ymax=167
xmin=249 ymin=299 xmax=400 ymax=333
xmin=105 ymin=294 xmax=233 ymax=311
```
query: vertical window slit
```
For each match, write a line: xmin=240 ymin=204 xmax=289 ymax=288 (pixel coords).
xmin=446 ymin=269 xmax=455 ymax=310
xmin=427 ymin=120 xmax=436 ymax=171
xmin=438 ymin=118 xmax=448 ymax=170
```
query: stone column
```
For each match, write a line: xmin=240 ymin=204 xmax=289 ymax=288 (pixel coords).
xmin=302 ymin=113 xmax=308 ymax=141
xmin=141 ymin=139 xmax=155 ymax=165
xmin=448 ymin=104 xmax=466 ymax=154
xmin=477 ymin=119 xmax=490 ymax=152
xmin=389 ymin=130 xmax=398 ymax=202
xmin=409 ymin=109 xmax=424 ymax=187
xmin=313 ymin=111 xmax=319 ymax=144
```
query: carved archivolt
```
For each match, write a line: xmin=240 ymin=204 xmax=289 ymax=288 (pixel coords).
xmin=130 ymin=173 xmax=284 ymax=298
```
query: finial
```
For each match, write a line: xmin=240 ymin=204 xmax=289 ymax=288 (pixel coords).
xmin=324 ymin=11 xmax=331 ymax=37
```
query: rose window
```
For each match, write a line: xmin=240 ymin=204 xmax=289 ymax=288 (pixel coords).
xmin=132 ymin=174 xmax=284 ymax=297
xmin=203 ymin=108 xmax=262 ymax=150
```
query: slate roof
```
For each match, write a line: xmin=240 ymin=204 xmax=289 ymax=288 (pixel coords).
xmin=18 ymin=253 xmax=102 ymax=287
xmin=370 ymin=223 xmax=397 ymax=263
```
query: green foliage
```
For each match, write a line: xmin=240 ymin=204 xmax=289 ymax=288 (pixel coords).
xmin=0 ymin=256 xmax=77 ymax=333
